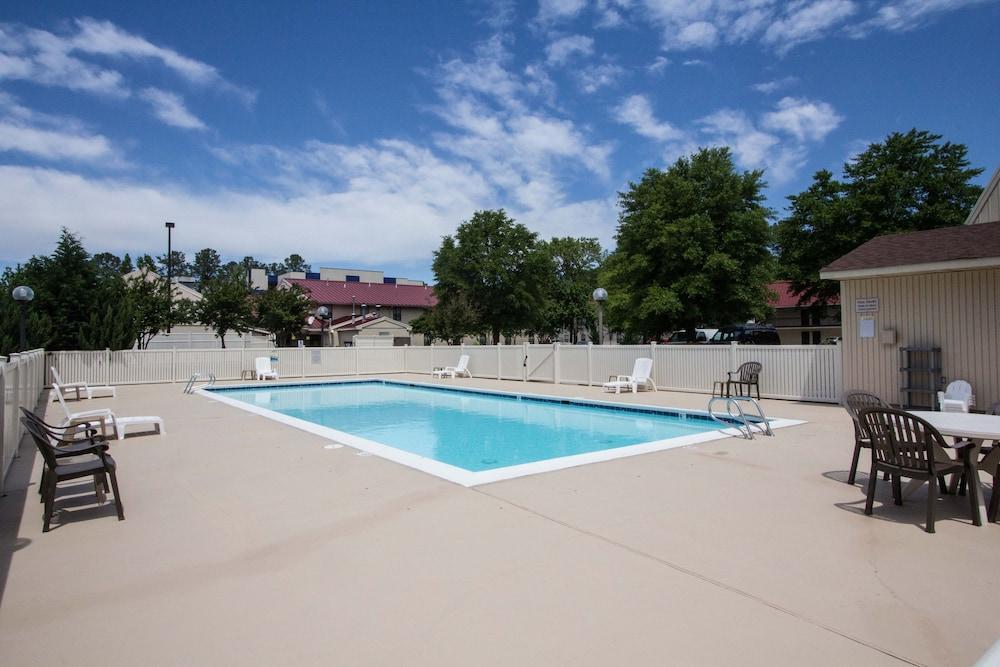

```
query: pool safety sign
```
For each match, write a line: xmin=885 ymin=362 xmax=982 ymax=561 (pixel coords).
xmin=855 ymin=297 xmax=879 ymax=314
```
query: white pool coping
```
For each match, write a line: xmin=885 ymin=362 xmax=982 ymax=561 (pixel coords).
xmin=197 ymin=378 xmax=805 ymax=487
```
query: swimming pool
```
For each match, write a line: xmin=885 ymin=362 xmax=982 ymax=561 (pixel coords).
xmin=203 ymin=380 xmax=800 ymax=486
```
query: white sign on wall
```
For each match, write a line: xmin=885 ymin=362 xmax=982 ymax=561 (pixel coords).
xmin=855 ymin=297 xmax=879 ymax=314
xmin=859 ymin=318 xmax=876 ymax=338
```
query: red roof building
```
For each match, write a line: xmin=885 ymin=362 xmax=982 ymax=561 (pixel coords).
xmin=284 ymin=278 xmax=437 ymax=308
xmin=766 ymin=281 xmax=841 ymax=345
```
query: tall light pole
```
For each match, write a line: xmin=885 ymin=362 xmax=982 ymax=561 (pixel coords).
xmin=11 ymin=285 xmax=34 ymax=351
xmin=592 ymin=287 xmax=607 ymax=345
xmin=315 ymin=306 xmax=331 ymax=347
xmin=165 ymin=222 xmax=175 ymax=333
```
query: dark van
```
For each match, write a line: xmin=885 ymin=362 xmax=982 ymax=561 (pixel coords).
xmin=708 ymin=324 xmax=781 ymax=345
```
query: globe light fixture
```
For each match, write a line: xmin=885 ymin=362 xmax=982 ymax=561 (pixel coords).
xmin=12 ymin=285 xmax=35 ymax=351
xmin=592 ymin=287 xmax=607 ymax=345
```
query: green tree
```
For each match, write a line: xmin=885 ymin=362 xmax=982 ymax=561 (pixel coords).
xmin=602 ymin=148 xmax=774 ymax=340
xmin=537 ymin=237 xmax=603 ymax=342
xmin=125 ymin=269 xmax=175 ymax=349
xmin=136 ymin=254 xmax=157 ymax=272
xmin=78 ymin=300 xmax=137 ymax=350
xmin=410 ymin=294 xmax=479 ymax=345
xmin=157 ymin=250 xmax=190 ymax=277
xmin=196 ymin=267 xmax=254 ymax=348
xmin=428 ymin=209 xmax=551 ymax=344
xmin=255 ymin=285 xmax=312 ymax=346
xmin=92 ymin=252 xmax=124 ymax=277
xmin=191 ymin=248 xmax=222 ymax=286
xmin=776 ymin=129 xmax=984 ymax=307
xmin=120 ymin=253 xmax=134 ymax=274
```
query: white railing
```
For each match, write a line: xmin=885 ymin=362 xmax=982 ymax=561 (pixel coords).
xmin=47 ymin=342 xmax=844 ymax=403
xmin=1 ymin=349 xmax=46 ymax=492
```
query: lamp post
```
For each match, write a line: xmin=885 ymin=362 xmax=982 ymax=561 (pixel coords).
xmin=592 ymin=287 xmax=607 ymax=345
xmin=165 ymin=222 xmax=175 ymax=333
xmin=315 ymin=306 xmax=331 ymax=347
xmin=11 ymin=285 xmax=34 ymax=351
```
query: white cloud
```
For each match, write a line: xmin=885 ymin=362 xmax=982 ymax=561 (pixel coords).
xmin=682 ymin=59 xmax=707 ymax=66
xmin=751 ymin=75 xmax=798 ymax=94
xmin=851 ymin=0 xmax=993 ymax=35
xmin=613 ymin=92 xmax=843 ymax=184
xmin=761 ymin=96 xmax=843 ymax=142
xmin=577 ymin=63 xmax=626 ymax=93
xmin=545 ymin=34 xmax=594 ymax=65
xmin=536 ymin=0 xmax=589 ymax=24
xmin=139 ymin=88 xmax=207 ymax=130
xmin=0 ymin=18 xmax=254 ymax=104
xmin=762 ymin=0 xmax=858 ymax=54
xmin=674 ymin=21 xmax=720 ymax=49
xmin=0 ymin=93 xmax=119 ymax=164
xmin=613 ymin=95 xmax=686 ymax=142
xmin=647 ymin=55 xmax=671 ymax=74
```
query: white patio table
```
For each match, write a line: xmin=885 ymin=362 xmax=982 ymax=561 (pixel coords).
xmin=908 ymin=411 xmax=1000 ymax=525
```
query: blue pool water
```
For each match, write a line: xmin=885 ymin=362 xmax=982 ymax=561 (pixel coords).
xmin=211 ymin=381 xmax=724 ymax=472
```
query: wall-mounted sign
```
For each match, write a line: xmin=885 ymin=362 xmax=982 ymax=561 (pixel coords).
xmin=859 ymin=318 xmax=876 ymax=338
xmin=855 ymin=297 xmax=879 ymax=314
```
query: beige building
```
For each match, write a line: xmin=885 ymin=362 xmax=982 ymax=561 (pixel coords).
xmin=821 ymin=169 xmax=1000 ymax=409
xmin=765 ymin=281 xmax=842 ymax=345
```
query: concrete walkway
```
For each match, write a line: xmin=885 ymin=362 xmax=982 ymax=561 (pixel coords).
xmin=1 ymin=375 xmax=998 ymax=666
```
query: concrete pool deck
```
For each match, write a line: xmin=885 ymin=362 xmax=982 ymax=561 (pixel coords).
xmin=1 ymin=374 xmax=998 ymax=666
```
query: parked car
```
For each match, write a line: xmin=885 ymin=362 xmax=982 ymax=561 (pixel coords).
xmin=708 ymin=324 xmax=781 ymax=345
xmin=663 ymin=328 xmax=717 ymax=344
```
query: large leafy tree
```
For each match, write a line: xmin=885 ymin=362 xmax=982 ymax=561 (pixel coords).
xmin=191 ymin=248 xmax=222 ymax=286
xmin=410 ymin=294 xmax=480 ymax=345
xmin=157 ymin=250 xmax=191 ymax=277
xmin=602 ymin=147 xmax=774 ymax=339
xmin=428 ymin=209 xmax=551 ymax=344
xmin=537 ymin=237 xmax=603 ymax=342
xmin=196 ymin=266 xmax=254 ymax=348
xmin=255 ymin=284 xmax=312 ymax=346
xmin=775 ymin=129 xmax=984 ymax=307
xmin=125 ymin=269 xmax=175 ymax=349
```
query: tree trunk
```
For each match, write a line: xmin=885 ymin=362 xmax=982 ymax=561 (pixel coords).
xmin=492 ymin=329 xmax=500 ymax=345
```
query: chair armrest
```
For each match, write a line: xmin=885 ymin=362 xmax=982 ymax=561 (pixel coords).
xmin=727 ymin=371 xmax=737 ymax=379
xmin=54 ymin=440 xmax=110 ymax=457
xmin=939 ymin=398 xmax=969 ymax=413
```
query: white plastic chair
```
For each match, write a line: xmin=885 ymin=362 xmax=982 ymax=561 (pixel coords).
xmin=53 ymin=384 xmax=164 ymax=440
xmin=432 ymin=355 xmax=471 ymax=379
xmin=602 ymin=357 xmax=658 ymax=394
xmin=50 ymin=366 xmax=116 ymax=400
xmin=255 ymin=357 xmax=279 ymax=381
xmin=938 ymin=380 xmax=974 ymax=413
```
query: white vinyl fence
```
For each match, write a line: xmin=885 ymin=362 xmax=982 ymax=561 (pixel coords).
xmin=47 ymin=342 xmax=843 ymax=403
xmin=1 ymin=349 xmax=46 ymax=492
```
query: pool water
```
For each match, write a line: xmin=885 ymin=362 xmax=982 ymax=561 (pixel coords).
xmin=213 ymin=380 xmax=725 ymax=472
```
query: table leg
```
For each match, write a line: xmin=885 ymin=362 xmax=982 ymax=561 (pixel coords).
xmin=962 ymin=442 xmax=985 ymax=526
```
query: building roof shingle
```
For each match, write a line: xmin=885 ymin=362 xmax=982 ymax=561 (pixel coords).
xmin=286 ymin=278 xmax=438 ymax=308
xmin=821 ymin=221 xmax=1000 ymax=276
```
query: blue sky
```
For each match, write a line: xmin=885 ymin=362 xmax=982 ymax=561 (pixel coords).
xmin=1 ymin=0 xmax=998 ymax=282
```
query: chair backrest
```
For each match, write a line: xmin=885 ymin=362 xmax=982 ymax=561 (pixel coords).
xmin=632 ymin=357 xmax=653 ymax=381
xmin=51 ymin=384 xmax=72 ymax=420
xmin=455 ymin=355 xmax=470 ymax=371
xmin=943 ymin=380 xmax=973 ymax=402
xmin=857 ymin=407 xmax=946 ymax=474
xmin=842 ymin=391 xmax=888 ymax=424
xmin=50 ymin=366 xmax=65 ymax=387
xmin=20 ymin=407 xmax=90 ymax=442
xmin=254 ymin=357 xmax=272 ymax=373
xmin=20 ymin=416 xmax=60 ymax=469
xmin=737 ymin=361 xmax=761 ymax=383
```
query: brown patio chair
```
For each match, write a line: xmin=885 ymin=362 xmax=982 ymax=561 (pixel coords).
xmin=20 ymin=408 xmax=110 ymax=496
xmin=21 ymin=415 xmax=124 ymax=532
xmin=857 ymin=407 xmax=974 ymax=533
xmin=842 ymin=391 xmax=890 ymax=485
xmin=725 ymin=362 xmax=762 ymax=400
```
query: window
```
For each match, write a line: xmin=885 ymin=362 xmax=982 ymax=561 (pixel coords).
xmin=392 ymin=307 xmax=402 ymax=321
xmin=384 ymin=277 xmax=396 ymax=284
xmin=801 ymin=331 xmax=822 ymax=345
xmin=346 ymin=275 xmax=360 ymax=282
xmin=800 ymin=310 xmax=820 ymax=327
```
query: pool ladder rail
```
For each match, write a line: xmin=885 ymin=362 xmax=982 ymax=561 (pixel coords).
xmin=183 ymin=372 xmax=217 ymax=394
xmin=707 ymin=396 xmax=774 ymax=440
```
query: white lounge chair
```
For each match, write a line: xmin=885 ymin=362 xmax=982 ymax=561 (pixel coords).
xmin=53 ymin=384 xmax=164 ymax=441
xmin=938 ymin=380 xmax=974 ymax=413
xmin=432 ymin=354 xmax=471 ymax=379
xmin=50 ymin=366 xmax=116 ymax=400
xmin=255 ymin=357 xmax=279 ymax=381
xmin=602 ymin=357 xmax=658 ymax=394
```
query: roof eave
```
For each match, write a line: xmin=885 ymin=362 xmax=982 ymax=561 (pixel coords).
xmin=821 ymin=256 xmax=1000 ymax=281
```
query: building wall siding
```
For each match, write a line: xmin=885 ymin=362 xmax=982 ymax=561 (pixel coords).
xmin=841 ymin=268 xmax=1000 ymax=409
xmin=967 ymin=167 xmax=1000 ymax=225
